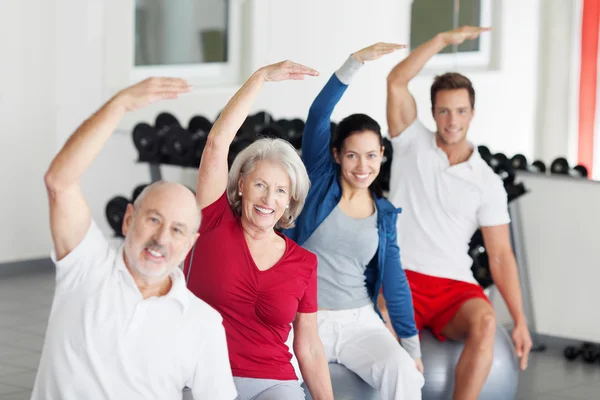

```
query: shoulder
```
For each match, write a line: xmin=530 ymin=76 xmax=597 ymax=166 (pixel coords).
xmin=284 ymin=237 xmax=318 ymax=269
xmin=186 ymin=293 xmax=225 ymax=325
xmin=474 ymin=161 xmax=505 ymax=194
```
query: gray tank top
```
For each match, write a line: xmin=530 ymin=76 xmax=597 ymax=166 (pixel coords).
xmin=303 ymin=205 xmax=378 ymax=310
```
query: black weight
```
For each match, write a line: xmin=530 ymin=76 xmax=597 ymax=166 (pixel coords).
xmin=132 ymin=123 xmax=159 ymax=162
xmin=245 ymin=111 xmax=273 ymax=133
xmin=164 ymin=125 xmax=195 ymax=166
xmin=511 ymin=154 xmax=528 ymax=170
xmin=132 ymin=184 xmax=149 ymax=204
xmin=228 ymin=133 xmax=255 ymax=167
xmin=564 ymin=346 xmax=581 ymax=361
xmin=258 ymin=123 xmax=287 ymax=141
xmin=478 ymin=145 xmax=491 ymax=160
xmin=105 ymin=196 xmax=129 ymax=237
xmin=155 ymin=112 xmax=180 ymax=133
xmin=531 ymin=160 xmax=546 ymax=173
xmin=582 ymin=348 xmax=597 ymax=364
xmin=380 ymin=138 xmax=393 ymax=192
xmin=573 ymin=165 xmax=588 ymax=178
xmin=188 ymin=115 xmax=213 ymax=136
xmin=494 ymin=162 xmax=516 ymax=186
xmin=550 ymin=157 xmax=570 ymax=175
xmin=469 ymin=229 xmax=493 ymax=289
xmin=289 ymin=118 xmax=306 ymax=150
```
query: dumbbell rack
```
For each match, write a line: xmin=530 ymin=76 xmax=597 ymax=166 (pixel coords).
xmin=506 ymin=200 xmax=546 ymax=352
xmin=149 ymin=163 xmax=162 ymax=183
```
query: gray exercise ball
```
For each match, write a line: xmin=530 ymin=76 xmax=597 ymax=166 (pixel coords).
xmin=421 ymin=324 xmax=519 ymax=400
xmin=304 ymin=363 xmax=381 ymax=400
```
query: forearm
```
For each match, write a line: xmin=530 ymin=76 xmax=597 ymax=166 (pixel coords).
xmin=388 ymin=33 xmax=448 ymax=84
xmin=489 ymin=252 xmax=527 ymax=325
xmin=296 ymin=342 xmax=333 ymax=400
xmin=208 ymin=70 xmax=266 ymax=147
xmin=45 ymin=99 xmax=126 ymax=191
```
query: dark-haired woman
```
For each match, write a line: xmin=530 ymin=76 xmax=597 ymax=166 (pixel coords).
xmin=283 ymin=43 xmax=424 ymax=400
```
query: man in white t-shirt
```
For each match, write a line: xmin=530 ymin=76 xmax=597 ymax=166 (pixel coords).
xmin=35 ymin=77 xmax=237 ymax=400
xmin=385 ymin=26 xmax=533 ymax=399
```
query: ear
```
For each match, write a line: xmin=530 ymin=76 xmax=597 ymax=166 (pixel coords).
xmin=333 ymin=147 xmax=341 ymax=165
xmin=380 ymin=145 xmax=385 ymax=158
xmin=237 ymin=176 xmax=244 ymax=194
xmin=122 ymin=203 xmax=135 ymax=237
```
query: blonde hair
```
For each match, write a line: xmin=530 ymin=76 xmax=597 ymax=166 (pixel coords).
xmin=227 ymin=138 xmax=310 ymax=229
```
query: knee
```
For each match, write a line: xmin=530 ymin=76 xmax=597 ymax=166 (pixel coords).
xmin=470 ymin=312 xmax=496 ymax=347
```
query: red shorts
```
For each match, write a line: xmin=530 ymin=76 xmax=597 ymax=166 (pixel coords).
xmin=405 ymin=270 xmax=490 ymax=341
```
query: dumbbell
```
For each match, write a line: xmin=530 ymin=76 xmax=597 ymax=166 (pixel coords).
xmin=132 ymin=122 xmax=159 ymax=163
xmin=380 ymin=138 xmax=394 ymax=192
xmin=550 ymin=157 xmax=588 ymax=178
xmin=478 ymin=145 xmax=492 ymax=165
xmin=105 ymin=196 xmax=129 ymax=237
xmin=277 ymin=118 xmax=305 ymax=150
xmin=132 ymin=184 xmax=149 ymax=204
xmin=257 ymin=123 xmax=287 ymax=141
xmin=164 ymin=115 xmax=211 ymax=167
xmin=511 ymin=154 xmax=546 ymax=173
xmin=564 ymin=343 xmax=599 ymax=362
xmin=243 ymin=111 xmax=273 ymax=134
xmin=188 ymin=115 xmax=212 ymax=167
xmin=228 ymin=131 xmax=255 ymax=167
xmin=153 ymin=112 xmax=182 ymax=165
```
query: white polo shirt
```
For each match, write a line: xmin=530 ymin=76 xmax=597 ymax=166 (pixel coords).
xmin=31 ymin=219 xmax=237 ymax=400
xmin=388 ymin=120 xmax=510 ymax=284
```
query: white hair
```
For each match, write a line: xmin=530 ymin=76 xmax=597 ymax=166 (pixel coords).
xmin=227 ymin=138 xmax=310 ymax=229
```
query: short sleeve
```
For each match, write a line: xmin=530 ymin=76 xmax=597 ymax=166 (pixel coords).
xmin=389 ymin=119 xmax=428 ymax=156
xmin=297 ymin=257 xmax=318 ymax=313
xmin=50 ymin=219 xmax=113 ymax=291
xmin=190 ymin=322 xmax=237 ymax=400
xmin=200 ymin=191 xmax=236 ymax=235
xmin=478 ymin=177 xmax=511 ymax=227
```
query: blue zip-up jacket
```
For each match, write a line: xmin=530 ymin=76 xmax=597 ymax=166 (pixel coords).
xmin=283 ymin=70 xmax=419 ymax=346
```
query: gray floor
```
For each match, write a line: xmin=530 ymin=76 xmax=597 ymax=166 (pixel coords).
xmin=1 ymin=264 xmax=600 ymax=399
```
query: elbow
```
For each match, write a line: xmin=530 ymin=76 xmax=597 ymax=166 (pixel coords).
xmin=44 ymin=169 xmax=63 ymax=195
xmin=387 ymin=73 xmax=409 ymax=90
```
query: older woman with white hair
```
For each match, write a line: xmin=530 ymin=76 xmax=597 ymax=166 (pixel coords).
xmin=184 ymin=60 xmax=333 ymax=400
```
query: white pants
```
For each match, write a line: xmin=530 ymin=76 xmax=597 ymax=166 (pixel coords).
xmin=317 ymin=305 xmax=424 ymax=400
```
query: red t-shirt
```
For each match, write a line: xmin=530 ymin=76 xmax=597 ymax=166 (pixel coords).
xmin=184 ymin=192 xmax=318 ymax=380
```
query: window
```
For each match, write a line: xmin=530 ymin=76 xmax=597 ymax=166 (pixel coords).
xmin=410 ymin=0 xmax=492 ymax=69
xmin=131 ymin=0 xmax=240 ymax=85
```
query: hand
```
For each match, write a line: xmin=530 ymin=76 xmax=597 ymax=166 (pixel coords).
xmin=415 ymin=357 xmax=424 ymax=374
xmin=441 ymin=26 xmax=491 ymax=46
xmin=113 ymin=77 xmax=191 ymax=112
xmin=512 ymin=323 xmax=532 ymax=370
xmin=352 ymin=42 xmax=406 ymax=63
xmin=259 ymin=60 xmax=319 ymax=82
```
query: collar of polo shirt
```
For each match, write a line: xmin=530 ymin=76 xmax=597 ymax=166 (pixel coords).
xmin=115 ymin=245 xmax=190 ymax=312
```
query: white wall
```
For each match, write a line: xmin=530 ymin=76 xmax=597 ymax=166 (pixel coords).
xmin=1 ymin=0 xmax=578 ymax=263
xmin=0 ymin=0 xmax=56 ymax=263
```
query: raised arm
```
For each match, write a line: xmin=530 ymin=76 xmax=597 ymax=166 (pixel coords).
xmin=303 ymin=43 xmax=404 ymax=176
xmin=196 ymin=61 xmax=318 ymax=210
xmin=386 ymin=26 xmax=490 ymax=137
xmin=44 ymin=78 xmax=190 ymax=261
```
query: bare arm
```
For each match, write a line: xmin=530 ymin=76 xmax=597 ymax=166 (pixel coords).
xmin=293 ymin=313 xmax=333 ymax=400
xmin=481 ymin=224 xmax=532 ymax=369
xmin=386 ymin=26 xmax=490 ymax=137
xmin=45 ymin=78 xmax=190 ymax=260
xmin=196 ymin=61 xmax=318 ymax=210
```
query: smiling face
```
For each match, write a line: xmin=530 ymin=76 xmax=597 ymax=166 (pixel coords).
xmin=238 ymin=160 xmax=292 ymax=231
xmin=333 ymin=130 xmax=384 ymax=190
xmin=432 ymin=88 xmax=474 ymax=146
xmin=122 ymin=182 xmax=199 ymax=283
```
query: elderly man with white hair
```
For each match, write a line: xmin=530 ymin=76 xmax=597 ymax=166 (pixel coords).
xmin=35 ymin=77 xmax=237 ymax=400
